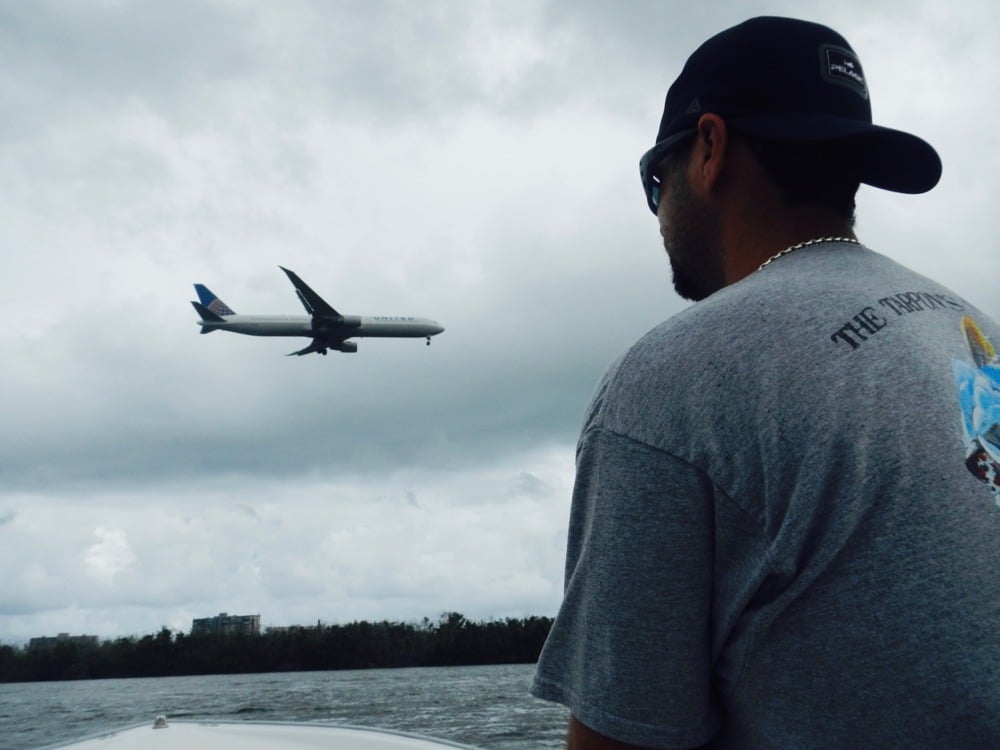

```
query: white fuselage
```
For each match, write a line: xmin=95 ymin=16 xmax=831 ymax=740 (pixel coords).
xmin=201 ymin=314 xmax=444 ymax=339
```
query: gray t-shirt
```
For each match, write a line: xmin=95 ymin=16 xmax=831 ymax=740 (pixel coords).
xmin=531 ymin=242 xmax=1000 ymax=748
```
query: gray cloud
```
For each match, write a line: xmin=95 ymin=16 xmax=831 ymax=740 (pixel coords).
xmin=1 ymin=0 xmax=996 ymax=643
xmin=0 ymin=1 xmax=255 ymax=137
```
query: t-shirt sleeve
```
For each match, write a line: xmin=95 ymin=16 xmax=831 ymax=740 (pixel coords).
xmin=531 ymin=426 xmax=720 ymax=749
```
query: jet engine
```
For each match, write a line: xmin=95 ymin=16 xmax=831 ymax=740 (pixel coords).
xmin=334 ymin=341 xmax=358 ymax=353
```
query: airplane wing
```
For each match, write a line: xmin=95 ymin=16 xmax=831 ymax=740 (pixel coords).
xmin=288 ymin=339 xmax=329 ymax=356
xmin=279 ymin=266 xmax=342 ymax=319
xmin=287 ymin=338 xmax=359 ymax=356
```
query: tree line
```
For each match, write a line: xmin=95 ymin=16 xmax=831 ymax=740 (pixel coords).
xmin=0 ymin=613 xmax=553 ymax=683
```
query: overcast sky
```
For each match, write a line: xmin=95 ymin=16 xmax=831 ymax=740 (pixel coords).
xmin=1 ymin=0 xmax=997 ymax=645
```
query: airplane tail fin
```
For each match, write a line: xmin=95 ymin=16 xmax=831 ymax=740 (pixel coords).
xmin=194 ymin=284 xmax=236 ymax=316
xmin=191 ymin=301 xmax=225 ymax=334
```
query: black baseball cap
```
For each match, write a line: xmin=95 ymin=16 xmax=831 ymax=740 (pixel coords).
xmin=639 ymin=17 xmax=942 ymax=214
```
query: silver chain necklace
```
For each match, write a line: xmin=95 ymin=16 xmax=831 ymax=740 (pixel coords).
xmin=757 ymin=236 xmax=860 ymax=272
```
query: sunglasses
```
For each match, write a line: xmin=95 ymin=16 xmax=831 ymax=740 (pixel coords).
xmin=639 ymin=130 xmax=696 ymax=215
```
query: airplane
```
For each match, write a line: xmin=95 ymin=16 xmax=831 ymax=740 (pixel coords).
xmin=191 ymin=267 xmax=444 ymax=356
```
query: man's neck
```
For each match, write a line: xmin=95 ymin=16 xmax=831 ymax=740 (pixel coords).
xmin=722 ymin=209 xmax=857 ymax=285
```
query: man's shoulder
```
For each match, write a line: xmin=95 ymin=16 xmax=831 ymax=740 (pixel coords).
xmin=620 ymin=277 xmax=778 ymax=366
xmin=624 ymin=244 xmax=969 ymax=362
xmin=592 ymin=293 xmax=758 ymax=428
xmin=592 ymin=247 xmax=955 ymax=421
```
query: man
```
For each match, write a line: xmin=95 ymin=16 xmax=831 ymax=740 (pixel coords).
xmin=531 ymin=16 xmax=1000 ymax=749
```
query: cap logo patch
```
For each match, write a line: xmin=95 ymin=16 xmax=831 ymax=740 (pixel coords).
xmin=820 ymin=44 xmax=868 ymax=100
xmin=685 ymin=97 xmax=702 ymax=115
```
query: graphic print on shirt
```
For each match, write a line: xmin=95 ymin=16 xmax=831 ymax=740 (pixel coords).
xmin=953 ymin=316 xmax=1000 ymax=505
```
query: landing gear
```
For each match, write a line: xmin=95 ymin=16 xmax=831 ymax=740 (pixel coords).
xmin=426 ymin=337 xmax=431 ymax=346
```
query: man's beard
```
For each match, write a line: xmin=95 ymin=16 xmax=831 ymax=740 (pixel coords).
xmin=661 ymin=166 xmax=726 ymax=302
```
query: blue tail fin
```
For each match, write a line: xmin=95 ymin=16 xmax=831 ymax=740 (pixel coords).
xmin=194 ymin=284 xmax=236 ymax=316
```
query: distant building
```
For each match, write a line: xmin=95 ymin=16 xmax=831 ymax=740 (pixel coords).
xmin=28 ymin=633 xmax=99 ymax=651
xmin=191 ymin=612 xmax=261 ymax=636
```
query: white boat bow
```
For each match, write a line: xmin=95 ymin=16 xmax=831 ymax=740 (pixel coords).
xmin=44 ymin=717 xmax=481 ymax=749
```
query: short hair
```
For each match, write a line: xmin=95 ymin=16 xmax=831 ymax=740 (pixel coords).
xmin=741 ymin=135 xmax=860 ymax=222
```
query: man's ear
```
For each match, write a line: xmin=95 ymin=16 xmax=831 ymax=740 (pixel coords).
xmin=691 ymin=113 xmax=729 ymax=195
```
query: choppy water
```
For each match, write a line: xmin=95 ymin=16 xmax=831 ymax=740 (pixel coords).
xmin=0 ymin=663 xmax=568 ymax=750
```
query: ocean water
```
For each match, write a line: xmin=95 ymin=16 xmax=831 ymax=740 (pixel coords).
xmin=0 ymin=663 xmax=569 ymax=749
